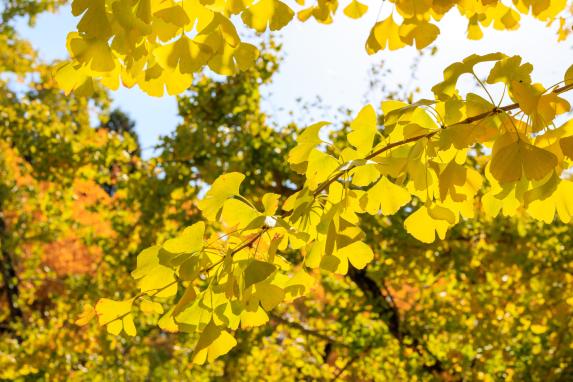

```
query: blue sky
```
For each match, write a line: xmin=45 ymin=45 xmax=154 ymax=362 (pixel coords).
xmin=15 ymin=3 xmax=573 ymax=151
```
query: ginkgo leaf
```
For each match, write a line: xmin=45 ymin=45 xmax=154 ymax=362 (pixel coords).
xmin=438 ymin=161 xmax=482 ymax=202
xmin=527 ymin=180 xmax=573 ymax=223
xmin=123 ymin=314 xmax=137 ymax=336
xmin=490 ymin=138 xmax=558 ymax=182
xmin=53 ymin=62 xmax=95 ymax=96
xmin=365 ymin=15 xmax=406 ymax=54
xmin=305 ymin=150 xmax=339 ymax=190
xmin=131 ymin=246 xmax=177 ymax=297
xmin=161 ymin=221 xmax=205 ymax=261
xmin=154 ymin=35 xmax=212 ymax=74
xmin=140 ymin=300 xmax=164 ymax=314
xmin=404 ymin=206 xmax=450 ymax=243
xmin=240 ymin=306 xmax=269 ymax=328
xmin=182 ymin=0 xmax=215 ymax=32
xmin=173 ymin=285 xmax=198 ymax=316
xmin=75 ymin=304 xmax=96 ymax=326
xmin=158 ymin=308 xmax=180 ymax=333
xmin=221 ymin=199 xmax=263 ymax=230
xmin=137 ymin=63 xmax=194 ymax=97
xmin=394 ymin=0 xmax=432 ymax=18
xmin=347 ymin=104 xmax=377 ymax=155
xmin=95 ymin=298 xmax=135 ymax=335
xmin=243 ymin=260 xmax=276 ymax=288
xmin=363 ymin=176 xmax=411 ymax=215
xmin=201 ymin=0 xmax=254 ymax=15
xmin=288 ymin=122 xmax=329 ymax=173
xmin=192 ymin=321 xmax=237 ymax=365
xmin=198 ymin=172 xmax=245 ymax=221
xmin=510 ymin=82 xmax=570 ymax=132
xmin=338 ymin=240 xmax=373 ymax=269
xmin=398 ymin=20 xmax=440 ymax=49
xmin=262 ymin=193 xmax=281 ymax=215
xmin=67 ymin=33 xmax=116 ymax=73
xmin=486 ymin=55 xmax=533 ymax=85
xmin=241 ymin=0 xmax=294 ymax=32
xmin=207 ymin=42 xmax=259 ymax=76
xmin=565 ymin=63 xmax=573 ymax=86
xmin=432 ymin=53 xmax=506 ymax=100
xmin=111 ymin=0 xmax=152 ymax=38
xmin=152 ymin=5 xmax=190 ymax=42
xmin=343 ymin=0 xmax=368 ymax=19
xmin=75 ymin=0 xmax=112 ymax=39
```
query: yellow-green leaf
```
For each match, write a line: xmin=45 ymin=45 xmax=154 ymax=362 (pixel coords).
xmin=198 ymin=172 xmax=246 ymax=221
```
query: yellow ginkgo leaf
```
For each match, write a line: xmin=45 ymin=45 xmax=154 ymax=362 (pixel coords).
xmin=262 ymin=193 xmax=281 ymax=215
xmin=467 ymin=16 xmax=483 ymax=40
xmin=398 ymin=20 xmax=440 ymax=49
xmin=131 ymin=246 xmax=178 ymax=297
xmin=197 ymin=172 xmax=246 ymax=221
xmin=288 ymin=122 xmax=330 ymax=173
xmin=67 ymin=33 xmax=116 ymax=73
xmin=240 ymin=306 xmax=269 ymax=328
xmin=75 ymin=304 xmax=96 ymax=326
xmin=565 ymin=63 xmax=573 ymax=86
xmin=343 ymin=0 xmax=368 ymax=19
xmin=75 ymin=0 xmax=112 ymax=39
xmin=527 ymin=180 xmax=573 ymax=223
xmin=347 ymin=104 xmax=377 ymax=155
xmin=137 ymin=63 xmax=193 ymax=97
xmin=365 ymin=15 xmax=406 ymax=54
xmin=207 ymin=42 xmax=259 ymax=76
xmin=163 ymin=221 xmax=205 ymax=255
xmin=158 ymin=308 xmax=179 ymax=333
xmin=486 ymin=55 xmax=533 ymax=85
xmin=394 ymin=0 xmax=432 ymax=18
xmin=153 ymin=35 xmax=212 ymax=74
xmin=432 ymin=52 xmax=506 ymax=100
xmin=152 ymin=5 xmax=190 ymax=42
xmin=192 ymin=322 xmax=237 ymax=365
xmin=221 ymin=198 xmax=262 ymax=229
xmin=305 ymin=150 xmax=339 ymax=190
xmin=95 ymin=298 xmax=134 ymax=335
xmin=490 ymin=138 xmax=557 ymax=182
xmin=404 ymin=206 xmax=450 ymax=243
xmin=182 ymin=0 xmax=215 ymax=32
xmin=241 ymin=0 xmax=294 ymax=32
xmin=140 ymin=300 xmax=164 ymax=314
xmin=53 ymin=61 xmax=95 ymax=96
xmin=122 ymin=314 xmax=137 ymax=336
xmin=338 ymin=240 xmax=373 ymax=269
xmin=510 ymin=82 xmax=571 ymax=132
xmin=363 ymin=176 xmax=411 ymax=215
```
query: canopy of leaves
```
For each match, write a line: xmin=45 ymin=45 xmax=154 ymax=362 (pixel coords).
xmin=55 ymin=0 xmax=572 ymax=96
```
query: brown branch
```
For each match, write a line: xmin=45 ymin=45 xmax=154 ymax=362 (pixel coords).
xmin=348 ymin=267 xmax=454 ymax=378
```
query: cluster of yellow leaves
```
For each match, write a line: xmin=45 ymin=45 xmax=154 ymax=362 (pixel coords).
xmin=56 ymin=0 xmax=570 ymax=96
xmin=78 ymin=54 xmax=573 ymax=366
xmin=56 ymin=0 xmax=266 ymax=97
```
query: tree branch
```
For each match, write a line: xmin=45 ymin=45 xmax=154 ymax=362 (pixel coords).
xmin=348 ymin=267 xmax=455 ymax=378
